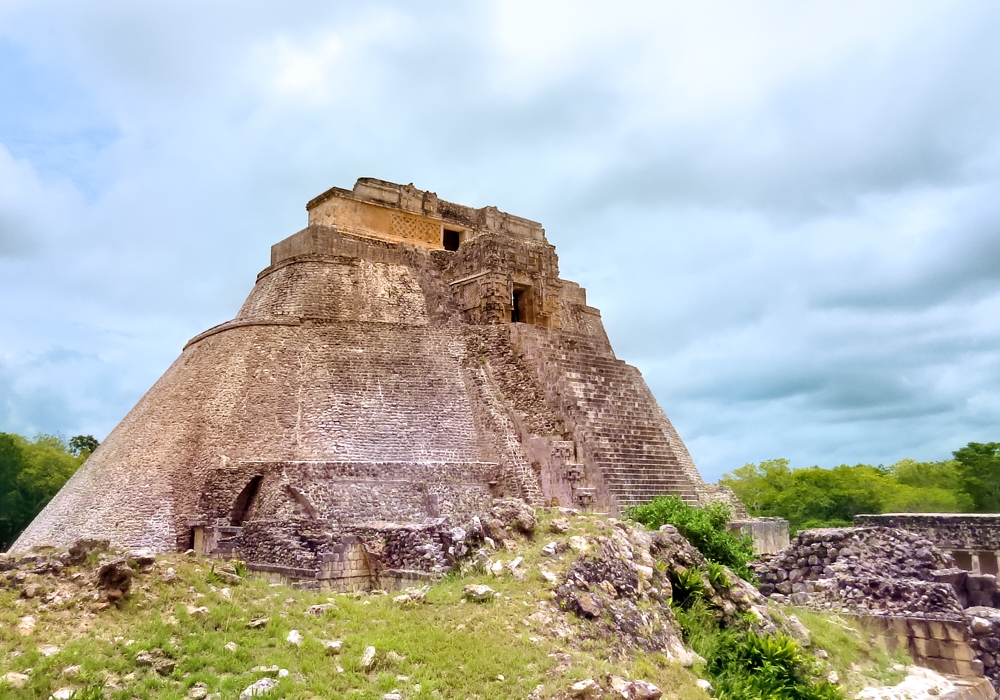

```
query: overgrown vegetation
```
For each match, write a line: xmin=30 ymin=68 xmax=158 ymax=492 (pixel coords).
xmin=719 ymin=441 xmax=1000 ymax=531
xmin=625 ymin=495 xmax=755 ymax=579
xmin=658 ymin=528 xmax=908 ymax=699
xmin=673 ymin=588 xmax=841 ymax=699
xmin=0 ymin=433 xmax=97 ymax=550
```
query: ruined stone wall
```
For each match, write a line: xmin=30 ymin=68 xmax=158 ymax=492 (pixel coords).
xmin=754 ymin=527 xmax=1000 ymax=685
xmin=856 ymin=514 xmax=1000 ymax=575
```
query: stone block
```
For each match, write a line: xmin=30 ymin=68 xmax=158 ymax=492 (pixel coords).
xmin=938 ymin=642 xmax=977 ymax=662
xmin=946 ymin=621 xmax=970 ymax=642
xmin=928 ymin=620 xmax=947 ymax=640
xmin=922 ymin=657 xmax=959 ymax=675
xmin=913 ymin=637 xmax=940 ymax=658
xmin=956 ymin=659 xmax=985 ymax=677
xmin=889 ymin=617 xmax=909 ymax=637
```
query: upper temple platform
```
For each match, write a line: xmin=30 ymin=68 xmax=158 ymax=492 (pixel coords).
xmin=300 ymin=178 xmax=547 ymax=256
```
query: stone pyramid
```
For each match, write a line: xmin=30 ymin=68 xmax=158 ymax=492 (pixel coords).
xmin=14 ymin=178 xmax=728 ymax=586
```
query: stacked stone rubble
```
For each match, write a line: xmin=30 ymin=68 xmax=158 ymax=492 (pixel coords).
xmin=756 ymin=527 xmax=959 ymax=615
xmin=756 ymin=527 xmax=1000 ymax=686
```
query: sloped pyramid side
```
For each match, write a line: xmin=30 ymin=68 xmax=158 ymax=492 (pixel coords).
xmin=13 ymin=257 xmax=490 ymax=552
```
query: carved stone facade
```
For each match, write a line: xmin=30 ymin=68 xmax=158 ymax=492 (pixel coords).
xmin=13 ymin=178 xmax=724 ymax=586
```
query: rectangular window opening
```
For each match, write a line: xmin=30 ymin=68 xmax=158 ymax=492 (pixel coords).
xmin=443 ymin=228 xmax=461 ymax=251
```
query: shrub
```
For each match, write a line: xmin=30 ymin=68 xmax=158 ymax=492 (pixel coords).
xmin=669 ymin=567 xmax=706 ymax=609
xmin=625 ymin=495 xmax=756 ymax=579
xmin=674 ymin=603 xmax=842 ymax=700
xmin=712 ymin=631 xmax=841 ymax=700
xmin=707 ymin=561 xmax=733 ymax=591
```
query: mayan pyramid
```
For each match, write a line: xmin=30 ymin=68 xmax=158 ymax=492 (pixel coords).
xmin=14 ymin=178 xmax=724 ymax=586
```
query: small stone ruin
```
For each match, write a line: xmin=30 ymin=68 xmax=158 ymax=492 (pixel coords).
xmin=756 ymin=526 xmax=1000 ymax=689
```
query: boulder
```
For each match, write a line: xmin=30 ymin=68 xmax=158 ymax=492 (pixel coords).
xmin=463 ymin=584 xmax=496 ymax=602
xmin=3 ymin=672 xmax=30 ymax=688
xmin=575 ymin=593 xmax=602 ymax=619
xmin=550 ymin=518 xmax=572 ymax=534
xmin=490 ymin=499 xmax=536 ymax=535
xmin=239 ymin=678 xmax=279 ymax=698
xmin=569 ymin=679 xmax=602 ymax=699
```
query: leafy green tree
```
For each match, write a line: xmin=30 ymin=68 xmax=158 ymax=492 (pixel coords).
xmin=0 ymin=433 xmax=86 ymax=551
xmin=68 ymin=434 xmax=99 ymax=457
xmin=891 ymin=458 xmax=966 ymax=492
xmin=953 ymin=442 xmax=1000 ymax=512
xmin=0 ymin=434 xmax=28 ymax=549
xmin=721 ymin=454 xmax=979 ymax=531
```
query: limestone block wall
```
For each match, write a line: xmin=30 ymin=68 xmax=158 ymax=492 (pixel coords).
xmin=318 ymin=537 xmax=375 ymax=592
xmin=237 ymin=258 xmax=429 ymax=326
xmin=864 ymin=615 xmax=983 ymax=678
xmin=729 ymin=518 xmax=790 ymax=554
xmin=270 ymin=226 xmax=411 ymax=268
xmin=236 ymin=517 xmax=458 ymax=581
xmin=304 ymin=178 xmax=547 ymax=250
xmin=14 ymin=258 xmax=492 ymax=553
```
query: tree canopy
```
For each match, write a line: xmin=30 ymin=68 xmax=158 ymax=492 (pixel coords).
xmin=720 ymin=447 xmax=981 ymax=531
xmin=0 ymin=433 xmax=95 ymax=550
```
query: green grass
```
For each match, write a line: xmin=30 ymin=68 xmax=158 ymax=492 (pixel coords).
xmin=0 ymin=511 xmax=708 ymax=699
xmin=791 ymin=610 xmax=910 ymax=695
xmin=0 ymin=510 xmax=911 ymax=699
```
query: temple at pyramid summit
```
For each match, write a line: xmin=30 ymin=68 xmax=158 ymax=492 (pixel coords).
xmin=14 ymin=178 xmax=749 ymax=587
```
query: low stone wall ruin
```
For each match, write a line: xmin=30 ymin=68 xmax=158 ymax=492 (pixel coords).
xmin=855 ymin=514 xmax=1000 ymax=576
xmin=755 ymin=527 xmax=1000 ymax=688
xmin=729 ymin=517 xmax=790 ymax=554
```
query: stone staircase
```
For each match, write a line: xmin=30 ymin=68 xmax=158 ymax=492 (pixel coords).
xmin=516 ymin=327 xmax=699 ymax=510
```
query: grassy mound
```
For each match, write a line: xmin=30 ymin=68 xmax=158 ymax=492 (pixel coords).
xmin=0 ymin=511 xmax=907 ymax=699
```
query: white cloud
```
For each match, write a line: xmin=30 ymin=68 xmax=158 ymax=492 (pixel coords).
xmin=1 ymin=0 xmax=999 ymax=479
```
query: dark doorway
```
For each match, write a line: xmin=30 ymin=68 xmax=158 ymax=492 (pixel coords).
xmin=981 ymin=551 xmax=999 ymax=576
xmin=954 ymin=550 xmax=973 ymax=571
xmin=512 ymin=289 xmax=524 ymax=323
xmin=230 ymin=475 xmax=263 ymax=525
xmin=512 ymin=286 xmax=533 ymax=324
xmin=443 ymin=229 xmax=461 ymax=251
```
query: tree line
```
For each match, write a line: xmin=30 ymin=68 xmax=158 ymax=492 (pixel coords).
xmin=0 ymin=433 xmax=97 ymax=550
xmin=720 ymin=442 xmax=1000 ymax=531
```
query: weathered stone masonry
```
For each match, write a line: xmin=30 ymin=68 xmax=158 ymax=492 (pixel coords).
xmin=856 ymin=514 xmax=1000 ymax=576
xmin=13 ymin=177 xmax=724 ymax=587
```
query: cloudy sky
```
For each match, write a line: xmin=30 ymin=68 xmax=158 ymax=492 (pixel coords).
xmin=2 ymin=1 xmax=999 ymax=481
